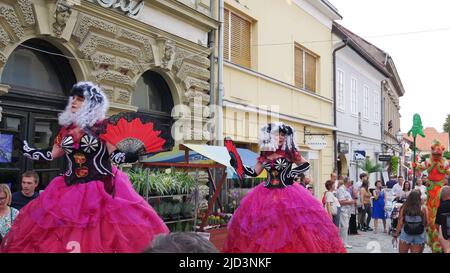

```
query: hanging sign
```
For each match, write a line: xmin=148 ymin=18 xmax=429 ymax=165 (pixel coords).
xmin=305 ymin=135 xmax=327 ymax=150
xmin=378 ymin=154 xmax=392 ymax=162
xmin=94 ymin=0 xmax=145 ymax=18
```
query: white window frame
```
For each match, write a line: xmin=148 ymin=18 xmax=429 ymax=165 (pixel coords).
xmin=337 ymin=69 xmax=345 ymax=112
xmin=351 ymin=77 xmax=357 ymax=116
xmin=363 ymin=84 xmax=369 ymax=120
xmin=374 ymin=89 xmax=380 ymax=125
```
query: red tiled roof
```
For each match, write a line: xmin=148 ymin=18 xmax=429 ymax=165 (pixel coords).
xmin=403 ymin=127 xmax=450 ymax=152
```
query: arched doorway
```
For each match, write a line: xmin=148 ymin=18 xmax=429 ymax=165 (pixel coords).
xmin=337 ymin=153 xmax=349 ymax=177
xmin=0 ymin=39 xmax=76 ymax=191
xmin=132 ymin=70 xmax=174 ymax=149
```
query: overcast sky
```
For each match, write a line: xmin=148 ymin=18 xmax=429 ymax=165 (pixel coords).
xmin=329 ymin=0 xmax=450 ymax=133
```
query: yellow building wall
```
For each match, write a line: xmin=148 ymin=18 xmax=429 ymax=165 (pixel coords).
xmin=222 ymin=0 xmax=335 ymax=196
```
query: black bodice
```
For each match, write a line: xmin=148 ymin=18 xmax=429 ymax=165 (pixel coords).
xmin=262 ymin=157 xmax=296 ymax=188
xmin=60 ymin=133 xmax=113 ymax=186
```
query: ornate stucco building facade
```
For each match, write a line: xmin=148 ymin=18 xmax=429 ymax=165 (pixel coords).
xmin=0 ymin=0 xmax=218 ymax=188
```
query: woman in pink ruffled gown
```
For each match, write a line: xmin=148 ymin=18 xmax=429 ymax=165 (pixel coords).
xmin=0 ymin=82 xmax=168 ymax=253
xmin=223 ymin=122 xmax=345 ymax=253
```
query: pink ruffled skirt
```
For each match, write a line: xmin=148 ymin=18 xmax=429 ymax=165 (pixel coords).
xmin=0 ymin=167 xmax=168 ymax=253
xmin=223 ymin=183 xmax=346 ymax=253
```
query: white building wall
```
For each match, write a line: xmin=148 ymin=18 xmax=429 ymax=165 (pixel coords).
xmin=336 ymin=46 xmax=385 ymax=187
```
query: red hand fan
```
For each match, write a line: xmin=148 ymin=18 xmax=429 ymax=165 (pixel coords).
xmin=224 ymin=137 xmax=244 ymax=181
xmin=99 ymin=112 xmax=169 ymax=155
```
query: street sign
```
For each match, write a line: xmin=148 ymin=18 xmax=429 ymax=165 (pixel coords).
xmin=378 ymin=154 xmax=392 ymax=162
xmin=354 ymin=150 xmax=366 ymax=160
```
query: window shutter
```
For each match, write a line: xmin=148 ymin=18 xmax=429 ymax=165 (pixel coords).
xmin=224 ymin=9 xmax=230 ymax=61
xmin=230 ymin=12 xmax=251 ymax=68
xmin=295 ymin=47 xmax=304 ymax=88
xmin=305 ymin=52 xmax=316 ymax=92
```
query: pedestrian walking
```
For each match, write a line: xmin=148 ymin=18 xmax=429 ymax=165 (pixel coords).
xmin=393 ymin=191 xmax=428 ymax=253
xmin=372 ymin=180 xmax=387 ymax=234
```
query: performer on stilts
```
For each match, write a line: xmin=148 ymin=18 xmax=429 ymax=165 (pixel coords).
xmin=413 ymin=139 xmax=450 ymax=253
xmin=224 ymin=122 xmax=346 ymax=253
xmin=0 ymin=82 xmax=170 ymax=253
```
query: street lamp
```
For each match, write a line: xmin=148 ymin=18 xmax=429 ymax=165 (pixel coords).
xmin=396 ymin=131 xmax=404 ymax=179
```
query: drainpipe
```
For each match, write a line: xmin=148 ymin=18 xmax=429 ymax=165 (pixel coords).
xmin=381 ymin=80 xmax=386 ymax=175
xmin=208 ymin=0 xmax=216 ymax=145
xmin=332 ymin=39 xmax=348 ymax=175
xmin=217 ymin=0 xmax=224 ymax=146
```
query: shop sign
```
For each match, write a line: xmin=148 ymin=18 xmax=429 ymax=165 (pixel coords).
xmin=378 ymin=154 xmax=392 ymax=162
xmin=95 ymin=0 xmax=144 ymax=18
xmin=338 ymin=142 xmax=349 ymax=154
xmin=305 ymin=135 xmax=327 ymax=150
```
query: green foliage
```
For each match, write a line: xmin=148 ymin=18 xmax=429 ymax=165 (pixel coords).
xmin=170 ymin=202 xmax=182 ymax=220
xmin=357 ymin=158 xmax=382 ymax=174
xmin=390 ymin=156 xmax=399 ymax=176
xmin=127 ymin=168 xmax=196 ymax=196
xmin=127 ymin=168 xmax=148 ymax=195
xmin=443 ymin=114 xmax=450 ymax=133
xmin=181 ymin=203 xmax=194 ymax=218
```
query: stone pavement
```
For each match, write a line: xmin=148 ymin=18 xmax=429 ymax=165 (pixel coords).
xmin=345 ymin=220 xmax=432 ymax=253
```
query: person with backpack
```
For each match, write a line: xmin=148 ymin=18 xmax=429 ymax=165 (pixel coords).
xmin=393 ymin=190 xmax=428 ymax=253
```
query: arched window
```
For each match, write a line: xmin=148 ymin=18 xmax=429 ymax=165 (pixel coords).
xmin=1 ymin=39 xmax=76 ymax=99
xmin=0 ymin=39 xmax=76 ymax=190
xmin=132 ymin=71 xmax=174 ymax=116
xmin=132 ymin=71 xmax=174 ymax=150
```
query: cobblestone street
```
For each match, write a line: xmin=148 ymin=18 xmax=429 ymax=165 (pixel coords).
xmin=346 ymin=220 xmax=432 ymax=253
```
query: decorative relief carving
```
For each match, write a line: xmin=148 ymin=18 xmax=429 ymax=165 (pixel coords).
xmin=73 ymin=14 xmax=117 ymax=42
xmin=17 ymin=0 xmax=35 ymax=25
xmin=53 ymin=0 xmax=73 ymax=37
xmin=172 ymin=47 xmax=209 ymax=72
xmin=94 ymin=70 xmax=134 ymax=87
xmin=184 ymin=89 xmax=210 ymax=102
xmin=101 ymin=86 xmax=115 ymax=101
xmin=0 ymin=51 xmax=6 ymax=64
xmin=79 ymin=33 xmax=141 ymax=58
xmin=176 ymin=62 xmax=210 ymax=82
xmin=73 ymin=15 xmax=156 ymax=75
xmin=160 ymin=39 xmax=176 ymax=70
xmin=0 ymin=26 xmax=11 ymax=48
xmin=183 ymin=76 xmax=210 ymax=92
xmin=90 ymin=53 xmax=140 ymax=75
xmin=117 ymin=28 xmax=154 ymax=62
xmin=115 ymin=89 xmax=131 ymax=104
xmin=0 ymin=6 xmax=24 ymax=40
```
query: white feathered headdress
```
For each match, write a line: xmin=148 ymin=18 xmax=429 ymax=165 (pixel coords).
xmin=258 ymin=122 xmax=299 ymax=152
xmin=58 ymin=81 xmax=109 ymax=129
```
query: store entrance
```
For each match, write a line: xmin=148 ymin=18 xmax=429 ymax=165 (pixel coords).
xmin=0 ymin=39 xmax=76 ymax=191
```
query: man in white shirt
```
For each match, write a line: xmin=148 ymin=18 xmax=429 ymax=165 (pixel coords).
xmin=337 ymin=177 xmax=356 ymax=249
xmin=392 ymin=175 xmax=404 ymax=200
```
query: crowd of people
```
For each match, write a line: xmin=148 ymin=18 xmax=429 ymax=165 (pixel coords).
xmin=1 ymin=81 xmax=450 ymax=253
xmin=321 ymin=171 xmax=450 ymax=253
